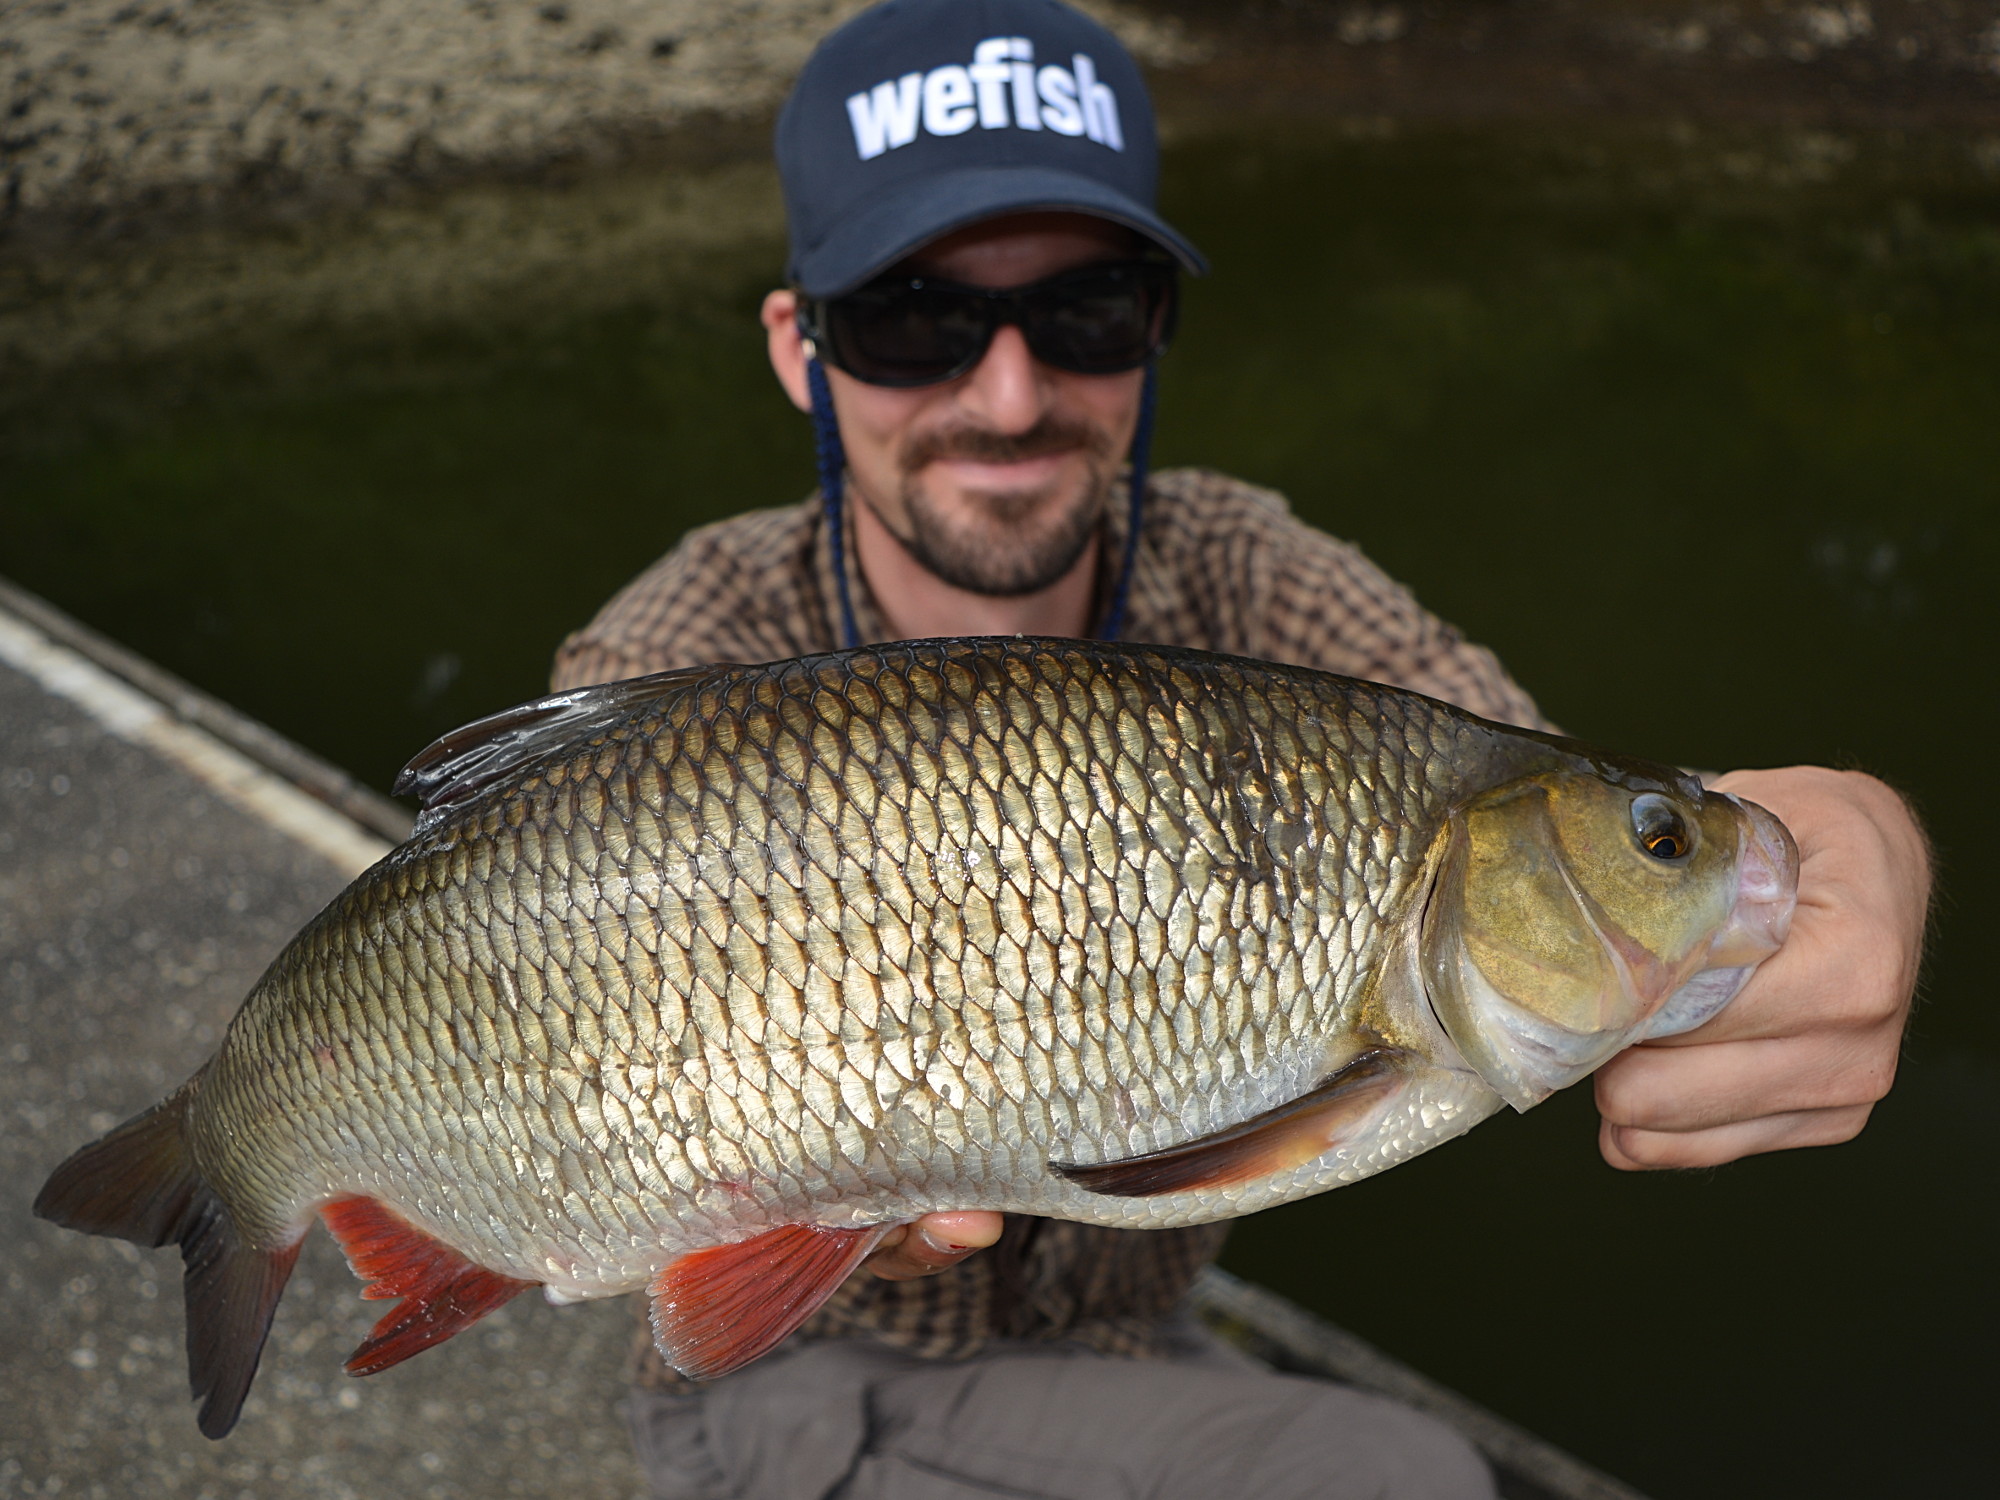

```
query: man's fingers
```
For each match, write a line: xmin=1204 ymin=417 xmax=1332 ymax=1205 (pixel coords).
xmin=1595 ymin=1032 xmax=1900 ymax=1136
xmin=863 ymin=1211 xmax=1005 ymax=1282
xmin=1600 ymin=1104 xmax=1877 ymax=1170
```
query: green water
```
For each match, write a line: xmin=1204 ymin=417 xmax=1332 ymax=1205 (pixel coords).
xmin=4 ymin=124 xmax=1994 ymax=1497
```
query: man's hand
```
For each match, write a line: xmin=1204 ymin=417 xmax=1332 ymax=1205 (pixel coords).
xmin=1595 ymin=766 xmax=1930 ymax=1169
xmin=864 ymin=1211 xmax=1007 ymax=1281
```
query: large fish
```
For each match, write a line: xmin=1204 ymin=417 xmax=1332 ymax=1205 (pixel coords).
xmin=36 ymin=638 xmax=1795 ymax=1436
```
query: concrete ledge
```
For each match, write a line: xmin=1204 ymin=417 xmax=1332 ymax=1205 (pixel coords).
xmin=0 ymin=585 xmax=640 ymax=1497
xmin=0 ymin=575 xmax=412 ymax=850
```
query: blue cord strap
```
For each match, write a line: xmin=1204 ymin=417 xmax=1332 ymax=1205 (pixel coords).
xmin=806 ymin=353 xmax=863 ymax=651
xmin=1098 ymin=360 xmax=1158 ymax=643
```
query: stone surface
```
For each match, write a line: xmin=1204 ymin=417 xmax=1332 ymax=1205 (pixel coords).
xmin=5 ymin=0 xmax=1997 ymax=230
xmin=0 ymin=657 xmax=643 ymax=1499
xmin=0 ymin=0 xmax=1193 ymax=221
xmin=1 ymin=0 xmax=843 ymax=217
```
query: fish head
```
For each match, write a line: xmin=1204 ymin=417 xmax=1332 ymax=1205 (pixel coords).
xmin=1421 ymin=766 xmax=1798 ymax=1111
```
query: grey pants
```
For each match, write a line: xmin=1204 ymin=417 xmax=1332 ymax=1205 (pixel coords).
xmin=625 ymin=1320 xmax=1497 ymax=1500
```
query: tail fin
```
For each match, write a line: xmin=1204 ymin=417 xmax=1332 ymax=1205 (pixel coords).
xmin=33 ymin=1087 xmax=302 ymax=1438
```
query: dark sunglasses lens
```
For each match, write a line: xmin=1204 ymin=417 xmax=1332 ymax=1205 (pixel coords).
xmin=826 ymin=285 xmax=988 ymax=385
xmin=1023 ymin=268 xmax=1170 ymax=373
xmin=821 ymin=263 xmax=1175 ymax=385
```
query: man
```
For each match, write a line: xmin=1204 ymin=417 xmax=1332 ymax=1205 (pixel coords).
xmin=554 ymin=2 xmax=1931 ymax=1495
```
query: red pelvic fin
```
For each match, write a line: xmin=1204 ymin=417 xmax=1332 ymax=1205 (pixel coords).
xmin=650 ymin=1223 xmax=891 ymax=1381
xmin=1051 ymin=1048 xmax=1413 ymax=1198
xmin=319 ymin=1196 xmax=535 ymax=1377
xmin=33 ymin=1082 xmax=303 ymax=1439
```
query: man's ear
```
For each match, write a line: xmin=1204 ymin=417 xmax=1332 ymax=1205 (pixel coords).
xmin=761 ymin=290 xmax=813 ymax=414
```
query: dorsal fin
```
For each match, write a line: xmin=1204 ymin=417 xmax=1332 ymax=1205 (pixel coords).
xmin=392 ymin=665 xmax=724 ymax=833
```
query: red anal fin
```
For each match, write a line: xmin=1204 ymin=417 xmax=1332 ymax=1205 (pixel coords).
xmin=650 ymin=1223 xmax=891 ymax=1380
xmin=319 ymin=1196 xmax=535 ymax=1377
xmin=1051 ymin=1048 xmax=1412 ymax=1198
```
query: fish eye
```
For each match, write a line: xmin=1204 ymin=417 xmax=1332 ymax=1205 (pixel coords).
xmin=1631 ymin=793 xmax=1694 ymax=862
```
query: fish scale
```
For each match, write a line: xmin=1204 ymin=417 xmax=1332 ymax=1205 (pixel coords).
xmin=338 ymin=646 xmax=1396 ymax=1248
xmin=35 ymin=636 xmax=1797 ymax=1435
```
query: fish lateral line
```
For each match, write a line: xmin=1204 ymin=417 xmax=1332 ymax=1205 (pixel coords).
xmin=1049 ymin=1047 xmax=1414 ymax=1198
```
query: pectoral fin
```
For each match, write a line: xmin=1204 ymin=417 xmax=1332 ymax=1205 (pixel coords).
xmin=649 ymin=1222 xmax=893 ymax=1380
xmin=1051 ymin=1048 xmax=1410 ymax=1198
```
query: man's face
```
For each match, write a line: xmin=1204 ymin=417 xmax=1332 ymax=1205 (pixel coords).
xmin=772 ymin=213 xmax=1149 ymax=598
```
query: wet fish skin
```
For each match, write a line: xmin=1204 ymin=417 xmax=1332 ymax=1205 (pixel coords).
xmin=198 ymin=640 xmax=1498 ymax=1259
xmin=35 ymin=637 xmax=1794 ymax=1434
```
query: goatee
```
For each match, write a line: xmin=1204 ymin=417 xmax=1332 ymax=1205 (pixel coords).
xmin=883 ymin=415 xmax=1119 ymax=597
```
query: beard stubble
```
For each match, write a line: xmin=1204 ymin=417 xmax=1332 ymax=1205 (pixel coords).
xmin=875 ymin=413 xmax=1121 ymax=598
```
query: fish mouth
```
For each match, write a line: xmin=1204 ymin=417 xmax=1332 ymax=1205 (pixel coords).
xmin=1715 ymin=794 xmax=1799 ymax=958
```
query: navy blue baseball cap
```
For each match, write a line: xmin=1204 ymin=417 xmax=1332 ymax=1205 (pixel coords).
xmin=776 ymin=0 xmax=1206 ymax=298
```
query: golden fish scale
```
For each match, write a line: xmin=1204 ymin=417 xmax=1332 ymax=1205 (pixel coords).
xmin=187 ymin=642 xmax=1478 ymax=1291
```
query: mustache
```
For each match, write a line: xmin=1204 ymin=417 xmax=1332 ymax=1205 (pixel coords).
xmin=899 ymin=415 xmax=1108 ymax=474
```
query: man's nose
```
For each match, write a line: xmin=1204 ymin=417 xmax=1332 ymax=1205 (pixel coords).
xmin=955 ymin=323 xmax=1050 ymax=433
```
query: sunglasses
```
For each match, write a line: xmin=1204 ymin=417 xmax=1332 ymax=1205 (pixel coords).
xmin=801 ymin=259 xmax=1178 ymax=388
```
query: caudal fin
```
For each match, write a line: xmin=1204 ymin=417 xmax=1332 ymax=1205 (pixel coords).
xmin=33 ymin=1087 xmax=301 ymax=1438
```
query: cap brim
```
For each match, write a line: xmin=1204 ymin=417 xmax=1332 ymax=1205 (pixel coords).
xmin=790 ymin=164 xmax=1207 ymax=298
